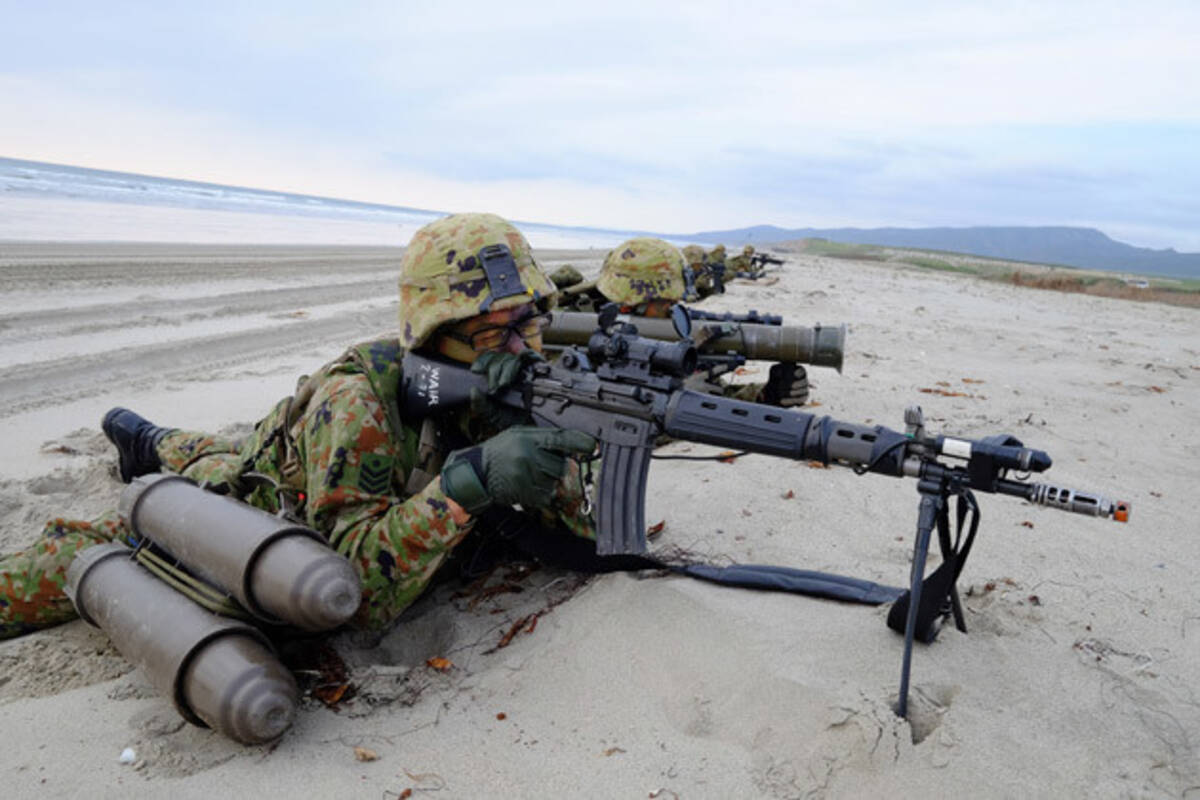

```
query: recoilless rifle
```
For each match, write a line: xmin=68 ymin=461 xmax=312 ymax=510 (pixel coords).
xmin=685 ymin=307 xmax=783 ymax=326
xmin=544 ymin=308 xmax=840 ymax=385
xmin=402 ymin=304 xmax=1130 ymax=717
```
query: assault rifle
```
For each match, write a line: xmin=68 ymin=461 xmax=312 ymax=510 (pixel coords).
xmin=708 ymin=261 xmax=727 ymax=293
xmin=401 ymin=305 xmax=1129 ymax=716
xmin=682 ymin=264 xmax=700 ymax=302
xmin=750 ymin=252 xmax=785 ymax=269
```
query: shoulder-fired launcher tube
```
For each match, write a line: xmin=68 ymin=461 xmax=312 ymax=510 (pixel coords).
xmin=65 ymin=543 xmax=298 ymax=744
xmin=118 ymin=474 xmax=361 ymax=631
xmin=546 ymin=311 xmax=845 ymax=373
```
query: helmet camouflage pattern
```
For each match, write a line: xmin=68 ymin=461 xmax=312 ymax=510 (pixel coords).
xmin=549 ymin=263 xmax=584 ymax=289
xmin=597 ymin=237 xmax=687 ymax=305
xmin=743 ymin=244 xmax=755 ymax=255
xmin=397 ymin=213 xmax=556 ymax=349
xmin=681 ymin=244 xmax=706 ymax=267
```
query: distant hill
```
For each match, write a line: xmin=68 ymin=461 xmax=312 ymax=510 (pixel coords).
xmin=684 ymin=225 xmax=1200 ymax=279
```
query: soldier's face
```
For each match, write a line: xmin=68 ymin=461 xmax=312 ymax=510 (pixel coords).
xmin=435 ymin=303 xmax=547 ymax=363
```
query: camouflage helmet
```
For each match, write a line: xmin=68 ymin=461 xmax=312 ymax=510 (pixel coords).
xmin=549 ymin=263 xmax=584 ymax=289
xmin=743 ymin=244 xmax=755 ymax=256
xmin=710 ymin=244 xmax=726 ymax=257
xmin=597 ymin=237 xmax=687 ymax=305
xmin=397 ymin=213 xmax=556 ymax=349
xmin=681 ymin=244 xmax=706 ymax=267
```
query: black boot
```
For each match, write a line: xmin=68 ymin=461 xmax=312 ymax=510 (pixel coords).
xmin=101 ymin=408 xmax=175 ymax=483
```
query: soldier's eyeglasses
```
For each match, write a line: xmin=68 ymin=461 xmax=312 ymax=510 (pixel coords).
xmin=448 ymin=312 xmax=551 ymax=351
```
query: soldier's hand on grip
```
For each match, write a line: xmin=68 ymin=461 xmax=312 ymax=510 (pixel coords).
xmin=441 ymin=426 xmax=596 ymax=516
xmin=759 ymin=362 xmax=809 ymax=407
xmin=471 ymin=349 xmax=546 ymax=394
xmin=469 ymin=350 xmax=546 ymax=429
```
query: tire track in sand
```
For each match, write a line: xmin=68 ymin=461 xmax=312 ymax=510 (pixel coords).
xmin=0 ymin=306 xmax=397 ymax=417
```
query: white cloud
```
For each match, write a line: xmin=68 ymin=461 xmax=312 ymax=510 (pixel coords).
xmin=2 ymin=1 xmax=1199 ymax=248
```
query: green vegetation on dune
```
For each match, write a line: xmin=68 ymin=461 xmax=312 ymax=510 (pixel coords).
xmin=787 ymin=237 xmax=1200 ymax=309
xmin=793 ymin=238 xmax=887 ymax=260
xmin=893 ymin=255 xmax=976 ymax=274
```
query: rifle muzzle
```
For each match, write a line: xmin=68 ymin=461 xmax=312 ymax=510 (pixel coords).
xmin=1023 ymin=483 xmax=1132 ymax=521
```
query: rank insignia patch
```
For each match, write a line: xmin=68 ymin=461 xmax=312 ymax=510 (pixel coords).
xmin=359 ymin=453 xmax=393 ymax=494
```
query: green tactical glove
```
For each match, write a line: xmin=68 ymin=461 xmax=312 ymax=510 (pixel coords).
xmin=471 ymin=349 xmax=545 ymax=393
xmin=758 ymin=362 xmax=809 ymax=408
xmin=469 ymin=349 xmax=544 ymax=429
xmin=440 ymin=426 xmax=597 ymax=516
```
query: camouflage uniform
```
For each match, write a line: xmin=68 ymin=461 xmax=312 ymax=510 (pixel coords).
xmin=555 ymin=279 xmax=607 ymax=313
xmin=586 ymin=238 xmax=792 ymax=402
xmin=727 ymin=244 xmax=758 ymax=277
xmin=555 ymin=237 xmax=690 ymax=316
xmin=681 ymin=245 xmax=720 ymax=299
xmin=549 ymin=264 xmax=584 ymax=290
xmin=597 ymin=237 xmax=688 ymax=308
xmin=0 ymin=214 xmax=593 ymax=639
xmin=707 ymin=244 xmax=727 ymax=273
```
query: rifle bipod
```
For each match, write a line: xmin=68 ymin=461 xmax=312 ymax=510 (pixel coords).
xmin=889 ymin=474 xmax=980 ymax=718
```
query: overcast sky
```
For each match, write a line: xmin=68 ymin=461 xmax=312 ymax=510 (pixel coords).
xmin=2 ymin=1 xmax=1197 ymax=249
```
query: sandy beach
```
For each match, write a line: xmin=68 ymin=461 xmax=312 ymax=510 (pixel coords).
xmin=1 ymin=241 xmax=1197 ymax=798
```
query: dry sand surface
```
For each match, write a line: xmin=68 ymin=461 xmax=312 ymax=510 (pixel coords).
xmin=1 ymin=243 xmax=1198 ymax=798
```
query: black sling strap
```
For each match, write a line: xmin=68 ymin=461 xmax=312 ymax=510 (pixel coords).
xmin=471 ymin=507 xmax=908 ymax=607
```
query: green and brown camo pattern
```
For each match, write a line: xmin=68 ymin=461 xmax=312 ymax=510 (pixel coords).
xmin=1 ymin=339 xmax=595 ymax=639
xmin=681 ymin=244 xmax=706 ymax=267
xmin=549 ymin=264 xmax=584 ymax=289
xmin=680 ymin=244 xmax=720 ymax=296
xmin=596 ymin=237 xmax=687 ymax=305
xmin=398 ymin=213 xmax=557 ymax=349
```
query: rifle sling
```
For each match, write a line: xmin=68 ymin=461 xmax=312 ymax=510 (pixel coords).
xmin=483 ymin=508 xmax=909 ymax=607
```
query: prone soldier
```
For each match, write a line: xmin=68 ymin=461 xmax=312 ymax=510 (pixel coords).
xmin=548 ymin=263 xmax=584 ymax=289
xmin=681 ymin=244 xmax=723 ymax=298
xmin=707 ymin=243 xmax=727 ymax=277
xmin=556 ymin=237 xmax=692 ymax=314
xmin=551 ymin=237 xmax=808 ymax=406
xmin=0 ymin=213 xmax=598 ymax=639
xmin=727 ymin=244 xmax=760 ymax=278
